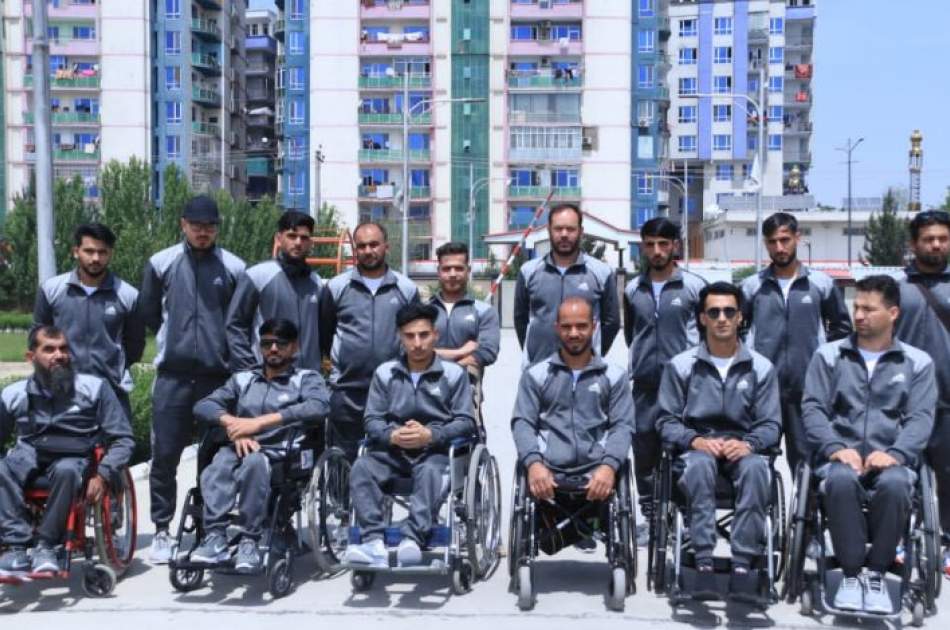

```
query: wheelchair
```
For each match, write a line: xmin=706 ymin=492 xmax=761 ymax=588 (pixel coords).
xmin=307 ymin=433 xmax=502 ymax=595
xmin=781 ymin=461 xmax=941 ymax=627
xmin=507 ymin=460 xmax=637 ymax=612
xmin=168 ymin=426 xmax=321 ymax=598
xmin=647 ymin=449 xmax=785 ymax=609
xmin=0 ymin=446 xmax=137 ymax=597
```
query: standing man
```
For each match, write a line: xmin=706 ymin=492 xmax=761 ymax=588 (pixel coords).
xmin=514 ymin=203 xmax=620 ymax=366
xmin=227 ymin=211 xmax=323 ymax=371
xmin=895 ymin=210 xmax=950 ymax=576
xmin=33 ymin=223 xmax=145 ymax=414
xmin=140 ymin=195 xmax=246 ymax=564
xmin=623 ymin=217 xmax=706 ymax=544
xmin=740 ymin=212 xmax=851 ymax=475
xmin=319 ymin=222 xmax=419 ymax=457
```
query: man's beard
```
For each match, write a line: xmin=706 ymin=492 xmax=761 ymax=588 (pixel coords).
xmin=80 ymin=263 xmax=106 ymax=278
xmin=771 ymin=251 xmax=797 ymax=268
xmin=36 ymin=363 xmax=76 ymax=399
xmin=917 ymin=252 xmax=948 ymax=269
xmin=562 ymin=339 xmax=592 ymax=357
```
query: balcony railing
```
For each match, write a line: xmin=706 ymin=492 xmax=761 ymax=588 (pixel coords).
xmin=358 ymin=184 xmax=431 ymax=199
xmin=358 ymin=74 xmax=432 ymax=89
xmin=191 ymin=18 xmax=222 ymax=40
xmin=508 ymin=185 xmax=581 ymax=199
xmin=191 ymin=53 xmax=221 ymax=74
xmin=49 ymin=148 xmax=100 ymax=162
xmin=508 ymin=146 xmax=582 ymax=162
xmin=358 ymin=148 xmax=431 ymax=163
xmin=192 ymin=86 xmax=222 ymax=106
xmin=508 ymin=111 xmax=581 ymax=125
xmin=507 ymin=71 xmax=583 ymax=90
xmin=247 ymin=157 xmax=275 ymax=177
xmin=24 ymin=111 xmax=100 ymax=124
xmin=358 ymin=112 xmax=432 ymax=125
xmin=24 ymin=74 xmax=100 ymax=89
xmin=274 ymin=18 xmax=285 ymax=40
xmin=192 ymin=121 xmax=221 ymax=137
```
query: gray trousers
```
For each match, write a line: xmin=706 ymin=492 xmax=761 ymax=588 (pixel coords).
xmin=0 ymin=443 xmax=87 ymax=546
xmin=200 ymin=448 xmax=271 ymax=539
xmin=350 ymin=450 xmax=449 ymax=545
xmin=329 ymin=388 xmax=369 ymax=460
xmin=819 ymin=463 xmax=914 ymax=576
xmin=676 ymin=451 xmax=771 ymax=564
xmin=632 ymin=385 xmax=660 ymax=514
xmin=150 ymin=371 xmax=227 ymax=528
xmin=928 ymin=408 xmax=950 ymax=542
xmin=780 ymin=392 xmax=809 ymax=476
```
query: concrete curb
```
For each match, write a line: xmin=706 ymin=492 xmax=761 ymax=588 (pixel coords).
xmin=128 ymin=444 xmax=197 ymax=482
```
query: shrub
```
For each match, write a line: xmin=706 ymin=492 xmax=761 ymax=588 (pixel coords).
xmin=129 ymin=364 xmax=155 ymax=465
xmin=0 ymin=311 xmax=32 ymax=331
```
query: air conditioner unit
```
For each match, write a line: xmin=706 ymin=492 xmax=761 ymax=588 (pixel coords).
xmin=582 ymin=126 xmax=598 ymax=151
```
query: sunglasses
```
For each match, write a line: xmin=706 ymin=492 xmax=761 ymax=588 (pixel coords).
xmin=259 ymin=338 xmax=292 ymax=350
xmin=916 ymin=210 xmax=950 ymax=222
xmin=704 ymin=307 xmax=739 ymax=320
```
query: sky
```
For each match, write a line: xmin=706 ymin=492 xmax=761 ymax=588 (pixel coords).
xmin=247 ymin=0 xmax=950 ymax=208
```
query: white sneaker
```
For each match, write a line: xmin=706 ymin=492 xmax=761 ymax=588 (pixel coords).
xmin=148 ymin=530 xmax=173 ymax=565
xmin=833 ymin=575 xmax=863 ymax=611
xmin=343 ymin=538 xmax=388 ymax=568
xmin=862 ymin=571 xmax=893 ymax=614
xmin=396 ymin=538 xmax=422 ymax=567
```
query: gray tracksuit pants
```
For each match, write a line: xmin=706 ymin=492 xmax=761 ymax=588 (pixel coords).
xmin=200 ymin=448 xmax=271 ymax=539
xmin=350 ymin=450 xmax=449 ymax=545
xmin=676 ymin=451 xmax=771 ymax=564
xmin=819 ymin=462 xmax=914 ymax=576
xmin=0 ymin=443 xmax=87 ymax=546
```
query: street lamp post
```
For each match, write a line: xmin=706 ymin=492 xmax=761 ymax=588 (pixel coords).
xmin=648 ymin=173 xmax=690 ymax=268
xmin=468 ymin=171 xmax=514 ymax=265
xmin=836 ymin=137 xmax=864 ymax=268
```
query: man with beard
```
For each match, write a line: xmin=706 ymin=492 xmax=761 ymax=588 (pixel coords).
xmin=0 ymin=326 xmax=133 ymax=574
xmin=657 ymin=282 xmax=781 ymax=602
xmin=319 ymin=222 xmax=419 ymax=458
xmin=623 ymin=217 xmax=706 ymax=544
xmin=227 ymin=211 xmax=323 ymax=371
xmin=33 ymin=223 xmax=145 ymax=415
xmin=344 ymin=303 xmax=475 ymax=567
xmin=190 ymin=319 xmax=330 ymax=572
xmin=140 ymin=195 xmax=246 ymax=564
xmin=740 ymin=212 xmax=851 ymax=476
xmin=894 ymin=210 xmax=950 ymax=577
xmin=514 ymin=204 xmax=620 ymax=366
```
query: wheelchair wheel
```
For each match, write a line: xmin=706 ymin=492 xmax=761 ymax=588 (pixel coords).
xmin=464 ymin=445 xmax=502 ymax=579
xmin=917 ymin=463 xmax=941 ymax=611
xmin=93 ymin=467 xmax=137 ymax=577
xmin=517 ymin=564 xmax=535 ymax=611
xmin=507 ymin=467 xmax=528 ymax=578
xmin=451 ymin=561 xmax=474 ymax=595
xmin=650 ymin=491 xmax=670 ymax=593
xmin=306 ymin=447 xmax=351 ymax=576
xmin=781 ymin=463 xmax=811 ymax=603
xmin=169 ymin=567 xmax=205 ymax=592
xmin=267 ymin=557 xmax=294 ymax=599
xmin=607 ymin=566 xmax=626 ymax=612
xmin=82 ymin=563 xmax=117 ymax=597
xmin=613 ymin=465 xmax=637 ymax=590
xmin=772 ymin=469 xmax=787 ymax=580
xmin=351 ymin=570 xmax=375 ymax=592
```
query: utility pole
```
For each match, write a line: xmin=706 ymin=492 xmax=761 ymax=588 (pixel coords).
xmin=755 ymin=66 xmax=766 ymax=271
xmin=313 ymin=145 xmax=324 ymax=220
xmin=32 ymin=0 xmax=56 ymax=283
xmin=682 ymin=159 xmax=689 ymax=269
xmin=837 ymin=137 xmax=864 ymax=268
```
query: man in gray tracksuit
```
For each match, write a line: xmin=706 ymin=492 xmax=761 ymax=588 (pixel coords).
xmin=741 ymin=212 xmax=851 ymax=475
xmin=0 ymin=326 xmax=133 ymax=574
xmin=226 ymin=211 xmax=323 ymax=372
xmin=344 ymin=303 xmax=476 ymax=567
xmin=802 ymin=275 xmax=935 ymax=614
xmin=319 ymin=222 xmax=419 ymax=456
xmin=657 ymin=282 xmax=781 ymax=600
xmin=190 ymin=319 xmax=330 ymax=573
xmin=624 ymin=218 xmax=706 ymax=538
xmin=33 ymin=223 xmax=145 ymax=413
xmin=140 ymin=195 xmax=246 ymax=562
xmin=514 ymin=204 xmax=620 ymax=366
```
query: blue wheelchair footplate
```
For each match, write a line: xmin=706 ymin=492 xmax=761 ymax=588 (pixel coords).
xmin=342 ymin=526 xmax=454 ymax=574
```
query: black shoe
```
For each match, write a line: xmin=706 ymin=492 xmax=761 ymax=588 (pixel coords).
xmin=728 ymin=566 xmax=761 ymax=604
xmin=574 ymin=538 xmax=597 ymax=553
xmin=693 ymin=563 xmax=720 ymax=601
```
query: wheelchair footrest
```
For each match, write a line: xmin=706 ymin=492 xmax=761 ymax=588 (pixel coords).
xmin=675 ymin=565 xmax=771 ymax=606
xmin=348 ymin=525 xmax=452 ymax=548
xmin=342 ymin=559 xmax=450 ymax=575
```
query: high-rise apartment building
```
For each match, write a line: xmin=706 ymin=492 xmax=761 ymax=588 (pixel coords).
xmin=245 ymin=7 xmax=278 ymax=201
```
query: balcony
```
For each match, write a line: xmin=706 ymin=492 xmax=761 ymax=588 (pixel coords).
xmin=358 ymin=148 xmax=431 ymax=163
xmin=46 ymin=148 xmax=100 ymax=162
xmin=360 ymin=0 xmax=431 ymax=20
xmin=508 ymin=185 xmax=581 ymax=199
xmin=508 ymin=111 xmax=581 ymax=125
xmin=247 ymin=157 xmax=275 ymax=177
xmin=274 ymin=18 xmax=285 ymax=41
xmin=748 ymin=26 xmax=769 ymax=43
xmin=194 ymin=0 xmax=223 ymax=10
xmin=358 ymin=112 xmax=432 ymax=126
xmin=246 ymin=63 xmax=273 ymax=76
xmin=359 ymin=74 xmax=432 ymax=89
xmin=509 ymin=36 xmax=582 ymax=57
xmin=192 ymin=53 xmax=221 ymax=76
xmin=23 ymin=111 xmax=100 ymax=125
xmin=192 ymin=121 xmax=221 ymax=138
xmin=785 ymin=37 xmax=813 ymax=51
xmin=192 ymin=86 xmax=222 ymax=106
xmin=191 ymin=19 xmax=222 ymax=41
xmin=247 ymin=87 xmax=276 ymax=102
xmin=247 ymin=113 xmax=274 ymax=128
xmin=655 ymin=86 xmax=670 ymax=102
xmin=785 ymin=89 xmax=812 ymax=107
xmin=507 ymin=70 xmax=582 ymax=90
xmin=24 ymin=2 xmax=97 ymax=19
xmin=358 ymin=184 xmax=431 ymax=199
xmin=657 ymin=17 xmax=671 ymax=40
xmin=24 ymin=74 xmax=100 ymax=90
xmin=786 ymin=63 xmax=813 ymax=80
xmin=360 ymin=32 xmax=432 ymax=56
xmin=784 ymin=150 xmax=812 ymax=164
xmin=508 ymin=146 xmax=582 ymax=162
xmin=510 ymin=0 xmax=583 ymax=20
xmin=784 ymin=120 xmax=813 ymax=135
xmin=30 ymin=35 xmax=98 ymax=56
xmin=246 ymin=36 xmax=278 ymax=54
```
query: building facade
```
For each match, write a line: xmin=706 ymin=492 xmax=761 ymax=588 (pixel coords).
xmin=245 ymin=7 xmax=278 ymax=201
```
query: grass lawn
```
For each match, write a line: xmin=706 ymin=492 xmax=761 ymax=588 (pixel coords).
xmin=0 ymin=332 xmax=157 ymax=364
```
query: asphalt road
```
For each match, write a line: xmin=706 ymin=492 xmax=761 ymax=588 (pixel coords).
xmin=2 ymin=330 xmax=947 ymax=629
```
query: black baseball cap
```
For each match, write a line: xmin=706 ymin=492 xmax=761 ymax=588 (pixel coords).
xmin=182 ymin=195 xmax=220 ymax=224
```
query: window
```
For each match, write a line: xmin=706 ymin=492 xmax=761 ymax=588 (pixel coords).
xmin=509 ymin=206 xmax=536 ymax=229
xmin=47 ymin=26 xmax=60 ymax=40
xmin=164 ymin=66 xmax=181 ymax=90
xmin=635 ymin=207 xmax=657 ymax=228
xmin=404 ymin=25 xmax=430 ymax=41
xmin=769 ymin=46 xmax=784 ymax=64
xmin=637 ymin=101 xmax=655 ymax=124
xmin=768 ymin=134 xmax=782 ymax=150
xmin=288 ymin=32 xmax=305 ymax=54
xmin=361 ymin=168 xmax=389 ymax=185
xmin=716 ymin=164 xmax=734 ymax=181
xmin=638 ymin=30 xmax=655 ymax=53
xmin=551 ymin=169 xmax=579 ymax=187
xmin=510 ymin=25 xmax=535 ymax=41
xmin=678 ymin=77 xmax=697 ymax=96
xmin=289 ymin=136 xmax=306 ymax=159
xmin=678 ymin=48 xmax=697 ymax=65
xmin=363 ymin=26 xmax=390 ymax=41
xmin=639 ymin=0 xmax=654 ymax=17
xmin=713 ymin=104 xmax=731 ymax=122
xmin=73 ymin=98 xmax=98 ymax=114
xmin=166 ymin=135 xmax=180 ymax=158
xmin=713 ymin=76 xmax=732 ymax=93
xmin=714 ymin=46 xmax=733 ymax=64
xmin=165 ymin=31 xmax=180 ymax=54
xmin=408 ymin=133 xmax=430 ymax=150
xmin=636 ymin=172 xmax=655 ymax=195
xmin=637 ymin=64 xmax=654 ymax=88
xmin=289 ymin=171 xmax=306 ymax=195
xmin=679 ymin=19 xmax=697 ymax=37
xmin=165 ymin=101 xmax=181 ymax=123
xmin=769 ymin=76 xmax=783 ymax=93
xmin=742 ymin=163 xmax=751 ymax=179
xmin=410 ymin=169 xmax=430 ymax=187
xmin=768 ymin=105 xmax=783 ymax=122
xmin=769 ymin=17 xmax=784 ymax=34
xmin=72 ymin=25 xmax=96 ymax=40
xmin=165 ymin=0 xmax=180 ymax=17
xmin=678 ymin=105 xmax=697 ymax=123
xmin=747 ymin=134 xmax=758 ymax=151
xmin=290 ymin=0 xmax=306 ymax=19
xmin=551 ymin=24 xmax=582 ymax=41
xmin=748 ymin=76 xmax=759 ymax=94
xmin=289 ymin=99 xmax=305 ymax=125
xmin=714 ymin=17 xmax=733 ymax=35
xmin=289 ymin=67 xmax=305 ymax=90
xmin=361 ymin=97 xmax=389 ymax=113
xmin=713 ymin=134 xmax=731 ymax=151
xmin=678 ymin=135 xmax=697 ymax=153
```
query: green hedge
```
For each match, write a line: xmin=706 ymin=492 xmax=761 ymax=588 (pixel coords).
xmin=0 ymin=311 xmax=32 ymax=330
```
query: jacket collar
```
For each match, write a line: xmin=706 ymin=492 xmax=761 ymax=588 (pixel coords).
xmin=277 ymin=252 xmax=311 ymax=278
xmin=392 ymin=354 xmax=445 ymax=379
xmin=431 ymin=292 xmax=475 ymax=309
xmin=548 ymin=351 xmax=607 ymax=375
xmin=839 ymin=334 xmax=905 ymax=360
xmin=694 ymin=341 xmax=754 ymax=370
xmin=905 ymin=262 xmax=950 ymax=281
xmin=762 ymin=262 xmax=811 ymax=283
xmin=542 ymin=252 xmax=588 ymax=273
xmin=637 ymin=265 xmax=684 ymax=288
xmin=249 ymin=365 xmax=298 ymax=383
xmin=351 ymin=266 xmax=398 ymax=291
xmin=66 ymin=269 xmax=116 ymax=293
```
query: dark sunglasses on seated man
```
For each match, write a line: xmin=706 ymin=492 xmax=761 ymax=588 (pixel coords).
xmin=704 ymin=307 xmax=739 ymax=320
xmin=259 ymin=337 xmax=292 ymax=350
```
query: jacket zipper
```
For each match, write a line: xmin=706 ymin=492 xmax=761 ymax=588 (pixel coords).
xmin=570 ymin=370 xmax=579 ymax=465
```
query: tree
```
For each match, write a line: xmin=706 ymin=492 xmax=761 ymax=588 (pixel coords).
xmin=940 ymin=186 xmax=950 ymax=211
xmin=861 ymin=188 xmax=907 ymax=266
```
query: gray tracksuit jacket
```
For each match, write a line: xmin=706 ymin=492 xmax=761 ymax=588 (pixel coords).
xmin=226 ymin=255 xmax=324 ymax=372
xmin=363 ymin=356 xmax=476 ymax=452
xmin=193 ymin=367 xmax=330 ymax=451
xmin=656 ymin=343 xmax=782 ymax=453
xmin=514 ymin=253 xmax=620 ymax=365
xmin=623 ymin=267 xmax=706 ymax=390
xmin=801 ymin=336 xmax=936 ymax=468
xmin=33 ymin=270 xmax=146 ymax=392
xmin=140 ymin=242 xmax=245 ymax=377
xmin=0 ymin=374 xmax=134 ymax=483
xmin=430 ymin=293 xmax=500 ymax=368
xmin=895 ymin=264 xmax=950 ymax=410
xmin=319 ymin=267 xmax=419 ymax=392
xmin=741 ymin=265 xmax=852 ymax=396
xmin=511 ymin=353 xmax=635 ymax=473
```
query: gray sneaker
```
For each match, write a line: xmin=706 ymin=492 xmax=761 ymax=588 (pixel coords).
xmin=0 ymin=547 xmax=29 ymax=573
xmin=862 ymin=571 xmax=893 ymax=614
xmin=343 ymin=538 xmax=388 ymax=568
xmin=148 ymin=529 xmax=173 ymax=565
xmin=396 ymin=538 xmax=422 ymax=567
xmin=190 ymin=532 xmax=230 ymax=565
xmin=234 ymin=538 xmax=261 ymax=574
xmin=833 ymin=575 xmax=863 ymax=611
xmin=30 ymin=543 xmax=60 ymax=574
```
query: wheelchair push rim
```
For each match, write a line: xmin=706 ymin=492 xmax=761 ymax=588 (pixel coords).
xmin=94 ymin=467 xmax=137 ymax=576
xmin=306 ymin=446 xmax=351 ymax=576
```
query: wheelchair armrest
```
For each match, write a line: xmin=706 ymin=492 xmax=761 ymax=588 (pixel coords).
xmin=449 ymin=435 xmax=476 ymax=449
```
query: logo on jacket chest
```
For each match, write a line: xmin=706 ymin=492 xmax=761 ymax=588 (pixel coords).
xmin=278 ymin=393 xmax=290 ymax=402
xmin=464 ymin=314 xmax=476 ymax=322
xmin=213 ymin=276 xmax=224 ymax=287
xmin=800 ymin=295 xmax=813 ymax=304
xmin=577 ymin=281 xmax=590 ymax=292
xmin=670 ymin=297 xmax=683 ymax=307
xmin=104 ymin=305 xmax=117 ymax=316
xmin=736 ymin=379 xmax=750 ymax=391
xmin=587 ymin=382 xmax=601 ymax=394
xmin=889 ymin=373 xmax=906 ymax=385
xmin=309 ymin=294 xmax=319 ymax=303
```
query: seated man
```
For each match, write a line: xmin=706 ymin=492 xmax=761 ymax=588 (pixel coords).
xmin=802 ymin=275 xmax=935 ymax=614
xmin=656 ymin=282 xmax=781 ymax=601
xmin=191 ymin=319 xmax=330 ymax=572
xmin=345 ymin=303 xmax=476 ymax=567
xmin=511 ymin=297 xmax=634 ymax=528
xmin=0 ymin=326 xmax=133 ymax=573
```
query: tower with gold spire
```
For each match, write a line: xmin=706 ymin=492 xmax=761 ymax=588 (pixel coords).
xmin=909 ymin=130 xmax=923 ymax=212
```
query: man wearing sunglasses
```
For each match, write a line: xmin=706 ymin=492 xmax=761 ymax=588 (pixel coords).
xmin=190 ymin=319 xmax=330 ymax=572
xmin=895 ymin=210 xmax=950 ymax=577
xmin=657 ymin=282 xmax=781 ymax=601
